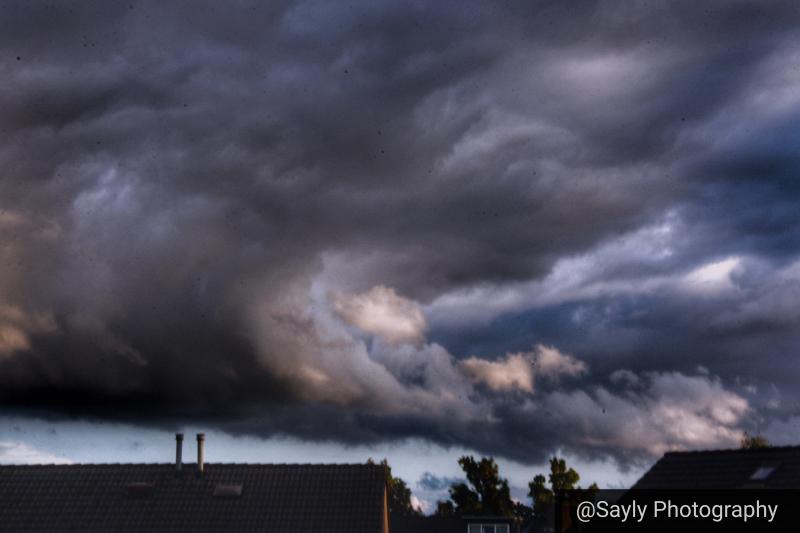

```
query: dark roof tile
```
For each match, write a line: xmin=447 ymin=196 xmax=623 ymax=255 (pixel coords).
xmin=632 ymin=446 xmax=800 ymax=489
xmin=0 ymin=463 xmax=386 ymax=532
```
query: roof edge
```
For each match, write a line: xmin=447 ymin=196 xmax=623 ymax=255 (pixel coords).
xmin=663 ymin=445 xmax=800 ymax=456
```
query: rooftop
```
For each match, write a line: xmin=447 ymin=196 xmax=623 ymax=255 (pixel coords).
xmin=0 ymin=462 xmax=387 ymax=532
xmin=632 ymin=445 xmax=800 ymax=489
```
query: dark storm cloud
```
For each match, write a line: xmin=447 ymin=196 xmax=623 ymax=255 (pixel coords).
xmin=2 ymin=0 xmax=800 ymax=465
xmin=417 ymin=472 xmax=463 ymax=492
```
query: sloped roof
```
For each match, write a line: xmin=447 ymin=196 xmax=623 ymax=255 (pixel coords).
xmin=0 ymin=462 xmax=386 ymax=532
xmin=632 ymin=446 xmax=800 ymax=489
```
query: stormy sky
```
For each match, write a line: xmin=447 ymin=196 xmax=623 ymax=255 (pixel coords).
xmin=3 ymin=0 xmax=800 ymax=506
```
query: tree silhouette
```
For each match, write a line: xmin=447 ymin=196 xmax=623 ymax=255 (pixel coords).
xmin=741 ymin=432 xmax=771 ymax=449
xmin=368 ymin=458 xmax=421 ymax=515
xmin=528 ymin=457 xmax=597 ymax=520
xmin=528 ymin=473 xmax=552 ymax=520
xmin=435 ymin=500 xmax=456 ymax=516
xmin=549 ymin=457 xmax=580 ymax=491
xmin=444 ymin=456 xmax=514 ymax=517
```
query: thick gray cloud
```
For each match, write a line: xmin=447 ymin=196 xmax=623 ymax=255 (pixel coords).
xmin=1 ymin=0 xmax=800 ymax=466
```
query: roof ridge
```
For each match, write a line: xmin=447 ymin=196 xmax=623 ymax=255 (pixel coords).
xmin=664 ymin=445 xmax=800 ymax=456
xmin=0 ymin=461 xmax=382 ymax=467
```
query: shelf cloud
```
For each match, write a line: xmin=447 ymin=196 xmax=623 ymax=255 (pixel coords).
xmin=1 ymin=0 xmax=799 ymax=466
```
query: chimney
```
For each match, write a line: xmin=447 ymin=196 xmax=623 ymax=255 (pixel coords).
xmin=175 ymin=433 xmax=183 ymax=471
xmin=196 ymin=433 xmax=205 ymax=474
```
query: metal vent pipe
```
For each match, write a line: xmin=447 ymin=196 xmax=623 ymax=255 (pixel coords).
xmin=175 ymin=433 xmax=184 ymax=471
xmin=197 ymin=433 xmax=205 ymax=473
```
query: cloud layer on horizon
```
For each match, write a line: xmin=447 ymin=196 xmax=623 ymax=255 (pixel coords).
xmin=2 ymin=0 xmax=800 ymax=466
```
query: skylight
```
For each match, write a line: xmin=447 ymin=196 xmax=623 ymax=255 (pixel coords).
xmin=125 ymin=482 xmax=155 ymax=497
xmin=749 ymin=466 xmax=776 ymax=481
xmin=213 ymin=484 xmax=243 ymax=497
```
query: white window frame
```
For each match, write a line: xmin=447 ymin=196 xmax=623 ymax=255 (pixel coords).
xmin=467 ymin=524 xmax=510 ymax=533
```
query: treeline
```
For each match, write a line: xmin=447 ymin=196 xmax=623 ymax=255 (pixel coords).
xmin=381 ymin=432 xmax=773 ymax=516
xmin=375 ymin=455 xmax=597 ymax=518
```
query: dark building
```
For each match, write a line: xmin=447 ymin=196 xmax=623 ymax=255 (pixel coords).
xmin=0 ymin=434 xmax=389 ymax=532
xmin=390 ymin=515 xmax=519 ymax=533
xmin=632 ymin=445 xmax=800 ymax=489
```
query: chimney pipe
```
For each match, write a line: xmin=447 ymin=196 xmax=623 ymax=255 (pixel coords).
xmin=175 ymin=433 xmax=184 ymax=471
xmin=196 ymin=433 xmax=205 ymax=474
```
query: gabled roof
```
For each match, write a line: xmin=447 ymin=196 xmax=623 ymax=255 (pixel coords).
xmin=632 ymin=446 xmax=800 ymax=489
xmin=0 ymin=462 xmax=386 ymax=532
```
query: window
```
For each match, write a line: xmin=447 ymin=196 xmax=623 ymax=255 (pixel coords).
xmin=467 ymin=524 xmax=509 ymax=533
xmin=750 ymin=466 xmax=776 ymax=481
